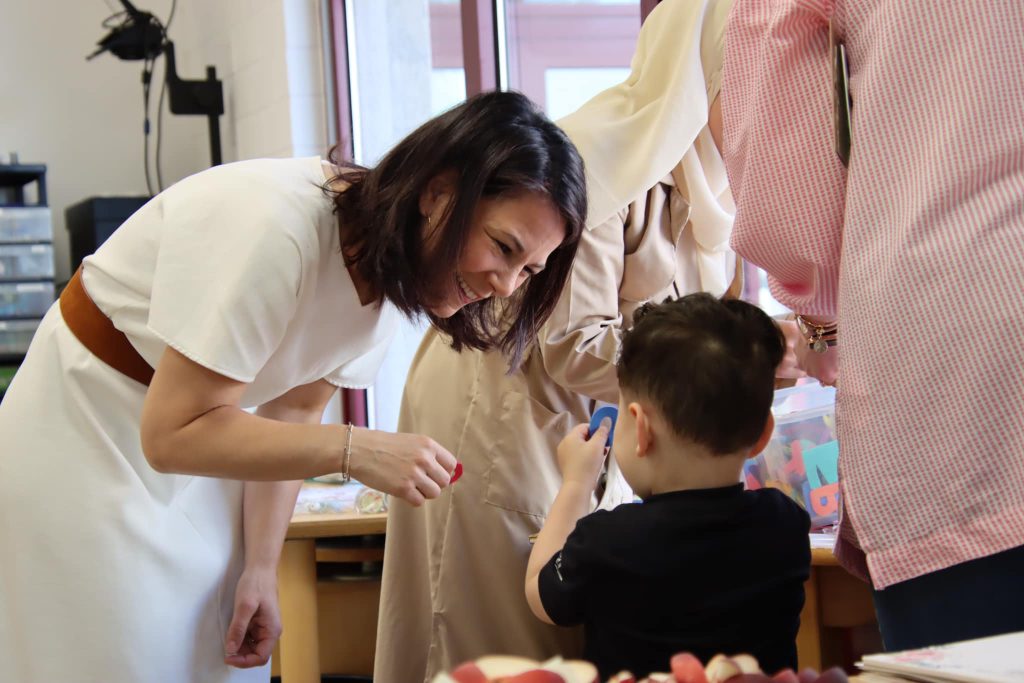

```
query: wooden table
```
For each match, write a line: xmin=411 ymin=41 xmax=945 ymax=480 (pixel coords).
xmin=798 ymin=547 xmax=877 ymax=671
xmin=274 ymin=519 xmax=874 ymax=682
xmin=275 ymin=511 xmax=387 ymax=683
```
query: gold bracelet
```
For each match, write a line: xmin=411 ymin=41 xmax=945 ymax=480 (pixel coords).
xmin=795 ymin=314 xmax=837 ymax=335
xmin=795 ymin=314 xmax=838 ymax=354
xmin=341 ymin=423 xmax=354 ymax=483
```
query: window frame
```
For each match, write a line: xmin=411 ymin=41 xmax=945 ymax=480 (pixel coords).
xmin=325 ymin=0 xmax=654 ymax=426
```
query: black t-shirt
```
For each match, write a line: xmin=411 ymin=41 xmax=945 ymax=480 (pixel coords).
xmin=538 ymin=484 xmax=810 ymax=680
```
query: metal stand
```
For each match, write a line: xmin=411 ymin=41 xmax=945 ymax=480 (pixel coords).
xmin=164 ymin=42 xmax=224 ymax=167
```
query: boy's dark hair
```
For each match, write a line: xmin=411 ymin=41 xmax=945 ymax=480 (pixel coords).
xmin=326 ymin=90 xmax=587 ymax=370
xmin=616 ymin=293 xmax=785 ymax=455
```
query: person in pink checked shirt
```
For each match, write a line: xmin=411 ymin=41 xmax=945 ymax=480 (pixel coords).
xmin=721 ymin=0 xmax=1024 ymax=653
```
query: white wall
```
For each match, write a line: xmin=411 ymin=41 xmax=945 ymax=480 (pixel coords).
xmin=230 ymin=0 xmax=330 ymax=160
xmin=0 ymin=0 xmax=332 ymax=283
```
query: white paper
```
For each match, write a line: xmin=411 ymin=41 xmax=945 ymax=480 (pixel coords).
xmin=857 ymin=631 xmax=1024 ymax=683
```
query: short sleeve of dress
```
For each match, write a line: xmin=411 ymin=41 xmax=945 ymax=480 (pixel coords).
xmin=147 ymin=168 xmax=308 ymax=383
xmin=322 ymin=319 xmax=397 ymax=390
xmin=537 ymin=512 xmax=605 ymax=626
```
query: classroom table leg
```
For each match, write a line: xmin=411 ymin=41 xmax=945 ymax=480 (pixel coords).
xmin=278 ymin=538 xmax=321 ymax=683
xmin=797 ymin=568 xmax=823 ymax=671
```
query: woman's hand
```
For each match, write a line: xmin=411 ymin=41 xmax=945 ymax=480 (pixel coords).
xmin=224 ymin=567 xmax=281 ymax=669
xmin=775 ymin=319 xmax=809 ymax=380
xmin=348 ymin=428 xmax=458 ymax=507
xmin=556 ymin=421 xmax=610 ymax=489
xmin=794 ymin=336 xmax=839 ymax=387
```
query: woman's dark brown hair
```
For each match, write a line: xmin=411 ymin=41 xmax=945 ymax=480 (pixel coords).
xmin=326 ymin=90 xmax=586 ymax=369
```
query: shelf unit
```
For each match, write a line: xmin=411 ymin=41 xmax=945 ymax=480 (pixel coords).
xmin=0 ymin=163 xmax=55 ymax=401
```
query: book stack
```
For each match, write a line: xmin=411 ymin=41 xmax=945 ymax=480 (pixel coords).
xmin=856 ymin=631 xmax=1024 ymax=683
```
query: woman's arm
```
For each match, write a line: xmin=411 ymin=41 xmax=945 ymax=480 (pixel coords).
xmin=140 ymin=347 xmax=457 ymax=499
xmin=723 ymin=0 xmax=844 ymax=319
xmin=791 ymin=314 xmax=839 ymax=386
xmin=244 ymin=379 xmax=337 ymax=568
xmin=708 ymin=92 xmax=723 ymax=155
xmin=223 ymin=380 xmax=333 ymax=667
xmin=239 ymin=478 xmax=305 ymax=574
xmin=535 ymin=212 xmax=628 ymax=405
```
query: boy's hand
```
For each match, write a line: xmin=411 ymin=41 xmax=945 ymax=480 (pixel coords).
xmin=556 ymin=420 xmax=611 ymax=488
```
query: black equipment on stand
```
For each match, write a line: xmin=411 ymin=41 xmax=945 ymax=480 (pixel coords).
xmin=65 ymin=196 xmax=150 ymax=275
xmin=67 ymin=0 xmax=226 ymax=282
xmin=88 ymin=0 xmax=224 ymax=169
xmin=163 ymin=42 xmax=224 ymax=166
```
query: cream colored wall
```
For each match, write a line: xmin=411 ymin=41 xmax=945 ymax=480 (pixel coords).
xmin=231 ymin=0 xmax=331 ymax=160
xmin=0 ymin=0 xmax=332 ymax=282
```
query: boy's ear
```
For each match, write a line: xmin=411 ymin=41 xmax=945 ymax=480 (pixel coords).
xmin=631 ymin=402 xmax=654 ymax=458
xmin=748 ymin=413 xmax=775 ymax=459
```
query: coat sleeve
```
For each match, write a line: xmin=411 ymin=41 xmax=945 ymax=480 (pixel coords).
xmin=536 ymin=210 xmax=628 ymax=405
xmin=722 ymin=0 xmax=845 ymax=318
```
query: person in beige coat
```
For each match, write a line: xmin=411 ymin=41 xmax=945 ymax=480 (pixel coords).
xmin=374 ymin=1 xmax=756 ymax=680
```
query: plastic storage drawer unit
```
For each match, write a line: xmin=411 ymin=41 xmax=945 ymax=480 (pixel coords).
xmin=0 ymin=319 xmax=41 ymax=355
xmin=0 ymin=244 xmax=54 ymax=281
xmin=0 ymin=281 xmax=55 ymax=318
xmin=0 ymin=207 xmax=53 ymax=243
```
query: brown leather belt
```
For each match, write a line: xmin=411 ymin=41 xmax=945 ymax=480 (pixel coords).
xmin=59 ymin=267 xmax=154 ymax=386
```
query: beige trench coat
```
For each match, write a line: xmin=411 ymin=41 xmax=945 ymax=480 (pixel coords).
xmin=374 ymin=167 xmax=738 ymax=683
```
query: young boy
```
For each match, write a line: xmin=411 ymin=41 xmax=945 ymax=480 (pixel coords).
xmin=525 ymin=293 xmax=811 ymax=680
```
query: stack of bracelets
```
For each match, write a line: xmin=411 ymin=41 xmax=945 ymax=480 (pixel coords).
xmin=795 ymin=315 xmax=837 ymax=353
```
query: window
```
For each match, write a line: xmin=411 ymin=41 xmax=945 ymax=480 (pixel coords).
xmin=335 ymin=0 xmax=469 ymax=430
xmin=327 ymin=0 xmax=647 ymax=431
xmin=502 ymin=0 xmax=640 ymax=118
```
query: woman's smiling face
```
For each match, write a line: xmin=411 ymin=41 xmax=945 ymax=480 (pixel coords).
xmin=423 ymin=189 xmax=566 ymax=319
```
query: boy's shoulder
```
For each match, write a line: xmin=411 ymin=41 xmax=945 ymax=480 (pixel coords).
xmin=746 ymin=487 xmax=811 ymax=529
xmin=748 ymin=486 xmax=809 ymax=512
xmin=572 ymin=504 xmax=640 ymax=535
xmin=569 ymin=487 xmax=810 ymax=550
xmin=749 ymin=485 xmax=811 ymax=518
xmin=565 ymin=503 xmax=659 ymax=551
xmin=569 ymin=491 xmax=719 ymax=544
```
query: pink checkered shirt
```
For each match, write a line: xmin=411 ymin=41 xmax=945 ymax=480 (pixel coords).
xmin=723 ymin=0 xmax=1024 ymax=588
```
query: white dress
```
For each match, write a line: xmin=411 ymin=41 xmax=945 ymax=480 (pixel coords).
xmin=0 ymin=157 xmax=398 ymax=683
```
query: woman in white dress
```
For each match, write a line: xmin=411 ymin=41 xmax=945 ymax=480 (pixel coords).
xmin=0 ymin=91 xmax=586 ymax=683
